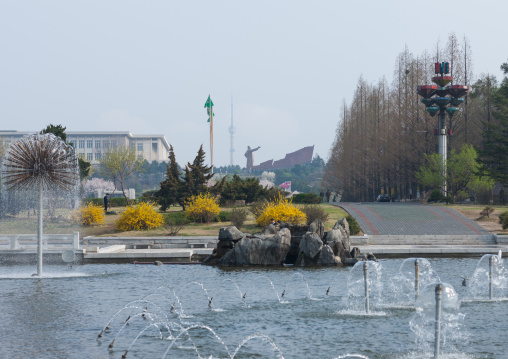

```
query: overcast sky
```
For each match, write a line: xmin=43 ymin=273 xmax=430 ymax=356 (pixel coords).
xmin=1 ymin=1 xmax=506 ymax=167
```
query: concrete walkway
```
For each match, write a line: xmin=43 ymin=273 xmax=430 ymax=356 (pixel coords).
xmin=337 ymin=202 xmax=489 ymax=235
xmin=337 ymin=202 xmax=508 ymax=258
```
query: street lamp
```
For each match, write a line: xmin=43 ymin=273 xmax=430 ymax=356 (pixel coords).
xmin=417 ymin=62 xmax=469 ymax=196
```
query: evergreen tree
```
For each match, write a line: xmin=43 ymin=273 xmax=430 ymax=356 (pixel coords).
xmin=41 ymin=124 xmax=67 ymax=141
xmin=155 ymin=145 xmax=183 ymax=211
xmin=219 ymin=174 xmax=267 ymax=204
xmin=155 ymin=145 xmax=224 ymax=211
xmin=187 ymin=145 xmax=213 ymax=195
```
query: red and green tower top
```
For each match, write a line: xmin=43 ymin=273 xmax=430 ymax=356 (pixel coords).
xmin=417 ymin=62 xmax=469 ymax=118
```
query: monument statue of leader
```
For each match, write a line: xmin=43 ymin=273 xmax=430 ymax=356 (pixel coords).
xmin=245 ymin=145 xmax=260 ymax=171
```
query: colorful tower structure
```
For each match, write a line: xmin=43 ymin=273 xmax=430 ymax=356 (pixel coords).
xmin=417 ymin=62 xmax=469 ymax=196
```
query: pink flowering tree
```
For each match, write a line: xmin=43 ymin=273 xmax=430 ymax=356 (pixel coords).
xmin=82 ymin=178 xmax=115 ymax=198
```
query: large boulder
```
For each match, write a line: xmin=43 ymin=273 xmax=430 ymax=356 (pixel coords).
xmin=218 ymin=228 xmax=291 ymax=266
xmin=308 ymin=219 xmax=325 ymax=239
xmin=325 ymin=227 xmax=350 ymax=260
xmin=335 ymin=217 xmax=350 ymax=237
xmin=202 ymin=226 xmax=246 ymax=265
xmin=299 ymin=232 xmax=323 ymax=258
xmin=219 ymin=226 xmax=245 ymax=241
xmin=326 ymin=218 xmax=351 ymax=253
xmin=316 ymin=245 xmax=342 ymax=266
xmin=294 ymin=232 xmax=323 ymax=267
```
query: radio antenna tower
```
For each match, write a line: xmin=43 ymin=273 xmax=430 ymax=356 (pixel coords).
xmin=229 ymin=95 xmax=236 ymax=166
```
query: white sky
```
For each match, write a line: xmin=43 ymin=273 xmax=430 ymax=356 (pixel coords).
xmin=1 ymin=1 xmax=506 ymax=167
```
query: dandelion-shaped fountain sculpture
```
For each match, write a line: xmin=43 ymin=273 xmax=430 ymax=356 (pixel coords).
xmin=1 ymin=133 xmax=79 ymax=276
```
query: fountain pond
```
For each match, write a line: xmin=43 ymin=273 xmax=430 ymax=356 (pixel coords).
xmin=0 ymin=257 xmax=507 ymax=358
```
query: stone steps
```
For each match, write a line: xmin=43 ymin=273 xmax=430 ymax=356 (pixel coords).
xmin=351 ymin=234 xmax=497 ymax=246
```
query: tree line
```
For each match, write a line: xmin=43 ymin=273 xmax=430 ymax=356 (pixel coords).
xmin=324 ymin=33 xmax=507 ymax=203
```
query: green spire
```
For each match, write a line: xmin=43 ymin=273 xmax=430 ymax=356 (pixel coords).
xmin=204 ymin=95 xmax=214 ymax=122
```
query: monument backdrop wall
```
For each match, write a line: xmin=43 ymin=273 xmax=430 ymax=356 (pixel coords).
xmin=252 ymin=145 xmax=314 ymax=171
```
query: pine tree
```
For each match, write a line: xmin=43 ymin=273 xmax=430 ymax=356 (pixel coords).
xmin=156 ymin=145 xmax=183 ymax=211
xmin=187 ymin=145 xmax=213 ymax=194
xmin=41 ymin=124 xmax=67 ymax=141
xmin=184 ymin=145 xmax=224 ymax=199
xmin=156 ymin=145 xmax=224 ymax=211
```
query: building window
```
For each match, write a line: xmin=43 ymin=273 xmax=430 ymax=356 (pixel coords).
xmin=137 ymin=143 xmax=143 ymax=151
xmin=70 ymin=142 xmax=76 ymax=148
xmin=103 ymin=140 xmax=109 ymax=149
xmin=79 ymin=140 xmax=85 ymax=148
xmin=95 ymin=153 xmax=101 ymax=161
xmin=95 ymin=140 xmax=101 ymax=149
xmin=87 ymin=153 xmax=93 ymax=161
xmin=137 ymin=154 xmax=143 ymax=160
xmin=78 ymin=153 xmax=85 ymax=159
xmin=87 ymin=140 xmax=93 ymax=149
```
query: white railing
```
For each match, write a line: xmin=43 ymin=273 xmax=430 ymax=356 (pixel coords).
xmin=0 ymin=232 xmax=80 ymax=250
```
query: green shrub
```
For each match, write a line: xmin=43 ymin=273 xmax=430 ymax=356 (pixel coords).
xmin=499 ymin=211 xmax=508 ymax=230
xmin=428 ymin=189 xmax=451 ymax=204
xmin=301 ymin=204 xmax=329 ymax=225
xmin=230 ymin=208 xmax=249 ymax=229
xmin=214 ymin=211 xmax=232 ymax=222
xmin=163 ymin=211 xmax=190 ymax=235
xmin=292 ymin=193 xmax=321 ymax=204
xmin=110 ymin=197 xmax=131 ymax=207
xmin=219 ymin=175 xmax=268 ymax=204
xmin=346 ymin=215 xmax=361 ymax=235
xmin=428 ymin=189 xmax=444 ymax=202
xmin=81 ymin=198 xmax=103 ymax=206
xmin=164 ymin=211 xmax=191 ymax=225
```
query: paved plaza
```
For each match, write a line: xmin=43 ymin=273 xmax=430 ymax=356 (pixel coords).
xmin=337 ymin=202 xmax=489 ymax=236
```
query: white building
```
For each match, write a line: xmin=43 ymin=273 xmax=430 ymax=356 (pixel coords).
xmin=0 ymin=130 xmax=170 ymax=165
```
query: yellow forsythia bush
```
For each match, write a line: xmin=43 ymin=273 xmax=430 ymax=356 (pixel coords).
xmin=256 ymin=193 xmax=307 ymax=227
xmin=71 ymin=203 xmax=105 ymax=226
xmin=116 ymin=202 xmax=163 ymax=231
xmin=185 ymin=192 xmax=221 ymax=223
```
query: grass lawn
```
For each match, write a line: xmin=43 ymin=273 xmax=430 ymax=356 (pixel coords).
xmin=0 ymin=203 xmax=350 ymax=238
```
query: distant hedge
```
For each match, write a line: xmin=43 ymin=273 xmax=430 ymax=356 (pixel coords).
xmin=82 ymin=197 xmax=136 ymax=207
xmin=292 ymin=193 xmax=321 ymax=204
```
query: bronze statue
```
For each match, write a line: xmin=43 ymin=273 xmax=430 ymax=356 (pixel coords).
xmin=244 ymin=145 xmax=260 ymax=171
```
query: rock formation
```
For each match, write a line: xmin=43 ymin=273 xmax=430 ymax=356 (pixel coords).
xmin=203 ymin=217 xmax=375 ymax=267
xmin=218 ymin=228 xmax=291 ymax=267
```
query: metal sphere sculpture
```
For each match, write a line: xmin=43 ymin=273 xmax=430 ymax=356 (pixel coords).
xmin=2 ymin=133 xmax=79 ymax=191
xmin=1 ymin=133 xmax=79 ymax=276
